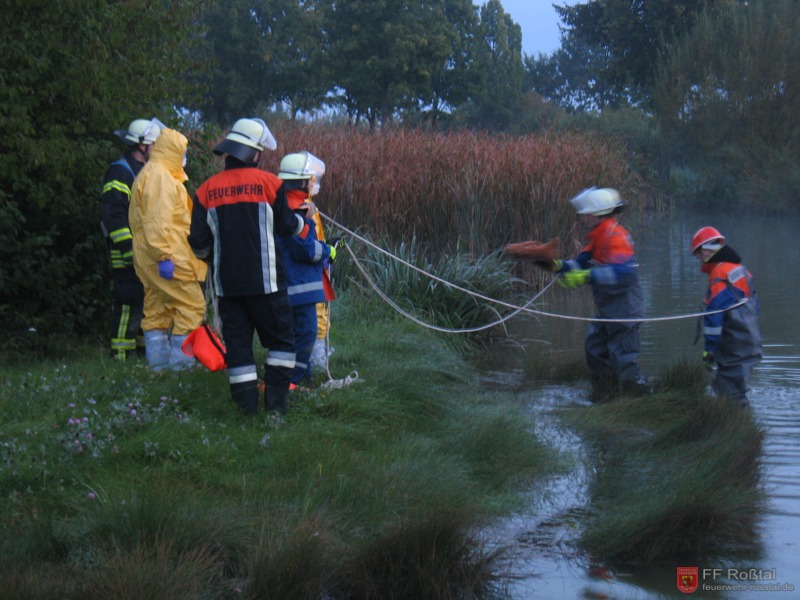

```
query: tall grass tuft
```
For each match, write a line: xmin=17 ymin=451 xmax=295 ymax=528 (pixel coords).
xmin=83 ymin=480 xmax=251 ymax=571
xmin=331 ymin=511 xmax=505 ymax=600
xmin=247 ymin=515 xmax=339 ymax=600
xmin=559 ymin=379 xmax=764 ymax=563
xmin=84 ymin=540 xmax=224 ymax=600
xmin=340 ymin=235 xmax=525 ymax=348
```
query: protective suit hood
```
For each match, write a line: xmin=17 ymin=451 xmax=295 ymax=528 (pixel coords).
xmin=149 ymin=128 xmax=189 ymax=183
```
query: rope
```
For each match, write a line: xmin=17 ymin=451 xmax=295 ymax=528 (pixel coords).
xmin=319 ymin=211 xmax=749 ymax=325
xmin=343 ymin=240 xmax=560 ymax=334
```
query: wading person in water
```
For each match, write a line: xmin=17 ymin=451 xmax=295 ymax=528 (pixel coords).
xmin=691 ymin=226 xmax=762 ymax=407
xmin=550 ymin=187 xmax=647 ymax=400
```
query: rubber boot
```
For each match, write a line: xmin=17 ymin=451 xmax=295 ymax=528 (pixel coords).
xmin=265 ymin=384 xmax=289 ymax=415
xmin=169 ymin=333 xmax=196 ymax=371
xmin=143 ymin=329 xmax=171 ymax=371
xmin=231 ymin=381 xmax=259 ymax=416
xmin=620 ymin=377 xmax=651 ymax=396
xmin=309 ymin=338 xmax=327 ymax=369
xmin=590 ymin=374 xmax=619 ymax=403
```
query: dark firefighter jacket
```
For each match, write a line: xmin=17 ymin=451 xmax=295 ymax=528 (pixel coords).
xmin=189 ymin=165 xmax=304 ymax=297
xmin=101 ymin=152 xmax=144 ymax=269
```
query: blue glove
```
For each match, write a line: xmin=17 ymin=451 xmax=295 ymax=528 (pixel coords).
xmin=702 ymin=351 xmax=715 ymax=372
xmin=558 ymin=269 xmax=591 ymax=289
xmin=158 ymin=259 xmax=175 ymax=280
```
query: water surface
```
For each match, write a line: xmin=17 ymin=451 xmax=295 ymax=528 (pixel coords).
xmin=486 ymin=209 xmax=800 ymax=599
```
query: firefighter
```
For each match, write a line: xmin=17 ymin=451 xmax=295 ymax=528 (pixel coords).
xmin=101 ymin=119 xmax=161 ymax=360
xmin=276 ymin=151 xmax=337 ymax=389
xmin=189 ymin=118 xmax=306 ymax=415
xmin=553 ymin=187 xmax=647 ymax=399
xmin=691 ymin=226 xmax=762 ymax=405
xmin=129 ymin=126 xmax=208 ymax=371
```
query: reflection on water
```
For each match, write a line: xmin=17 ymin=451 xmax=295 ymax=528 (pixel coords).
xmin=487 ymin=209 xmax=800 ymax=598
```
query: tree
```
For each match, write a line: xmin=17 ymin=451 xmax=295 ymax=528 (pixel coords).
xmin=197 ymin=0 xmax=332 ymax=123
xmin=324 ymin=0 xmax=461 ymax=127
xmin=654 ymin=0 xmax=800 ymax=211
xmin=0 ymin=0 xmax=208 ymax=341
xmin=525 ymin=35 xmax=617 ymax=112
xmin=454 ymin=0 xmax=524 ymax=130
xmin=415 ymin=0 xmax=481 ymax=127
xmin=542 ymin=0 xmax=733 ymax=110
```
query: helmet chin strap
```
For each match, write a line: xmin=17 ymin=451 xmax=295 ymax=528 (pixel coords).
xmin=131 ymin=143 xmax=149 ymax=162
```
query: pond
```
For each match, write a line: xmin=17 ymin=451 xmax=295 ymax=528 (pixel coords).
xmin=484 ymin=208 xmax=800 ymax=599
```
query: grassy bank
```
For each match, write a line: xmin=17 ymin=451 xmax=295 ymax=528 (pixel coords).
xmin=0 ymin=295 xmax=557 ymax=599
xmin=557 ymin=359 xmax=764 ymax=564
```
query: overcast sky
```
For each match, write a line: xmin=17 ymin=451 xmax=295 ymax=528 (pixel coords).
xmin=496 ymin=0 xmax=571 ymax=57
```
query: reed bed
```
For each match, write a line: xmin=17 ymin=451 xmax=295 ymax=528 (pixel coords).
xmin=257 ymin=123 xmax=647 ymax=256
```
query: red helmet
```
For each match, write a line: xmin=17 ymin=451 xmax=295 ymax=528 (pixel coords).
xmin=691 ymin=226 xmax=725 ymax=253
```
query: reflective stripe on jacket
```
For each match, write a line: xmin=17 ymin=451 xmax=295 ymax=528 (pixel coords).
xmin=191 ymin=167 xmax=304 ymax=297
xmin=276 ymin=189 xmax=333 ymax=307
xmin=563 ymin=217 xmax=644 ymax=320
xmin=101 ymin=154 xmax=142 ymax=269
xmin=701 ymin=261 xmax=762 ymax=363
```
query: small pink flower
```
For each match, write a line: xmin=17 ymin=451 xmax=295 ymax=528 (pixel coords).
xmin=130 ymin=409 xmax=137 ymax=416
xmin=160 ymin=396 xmax=168 ymax=401
xmin=87 ymin=492 xmax=96 ymax=500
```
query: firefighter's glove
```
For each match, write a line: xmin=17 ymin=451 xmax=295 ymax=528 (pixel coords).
xmin=702 ymin=351 xmax=715 ymax=372
xmin=327 ymin=244 xmax=337 ymax=262
xmin=158 ymin=259 xmax=175 ymax=280
xmin=558 ymin=268 xmax=591 ymax=289
xmin=328 ymin=237 xmax=342 ymax=249
xmin=299 ymin=202 xmax=317 ymax=218
xmin=535 ymin=258 xmax=563 ymax=272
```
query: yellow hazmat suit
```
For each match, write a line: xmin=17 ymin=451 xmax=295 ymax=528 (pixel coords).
xmin=129 ymin=128 xmax=207 ymax=353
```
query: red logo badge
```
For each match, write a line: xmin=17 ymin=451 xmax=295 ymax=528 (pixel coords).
xmin=677 ymin=566 xmax=699 ymax=594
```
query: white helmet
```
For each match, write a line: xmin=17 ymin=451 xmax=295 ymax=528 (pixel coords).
xmin=570 ymin=187 xmax=624 ymax=216
xmin=213 ymin=118 xmax=277 ymax=163
xmin=278 ymin=151 xmax=326 ymax=180
xmin=114 ymin=118 xmax=162 ymax=146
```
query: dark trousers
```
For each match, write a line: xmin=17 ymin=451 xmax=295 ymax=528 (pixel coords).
xmin=218 ymin=292 xmax=296 ymax=414
xmin=111 ymin=268 xmax=144 ymax=359
xmin=585 ymin=321 xmax=642 ymax=383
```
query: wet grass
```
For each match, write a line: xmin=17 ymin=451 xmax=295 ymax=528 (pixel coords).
xmin=558 ymin=359 xmax=764 ymax=564
xmin=0 ymin=293 xmax=555 ymax=599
